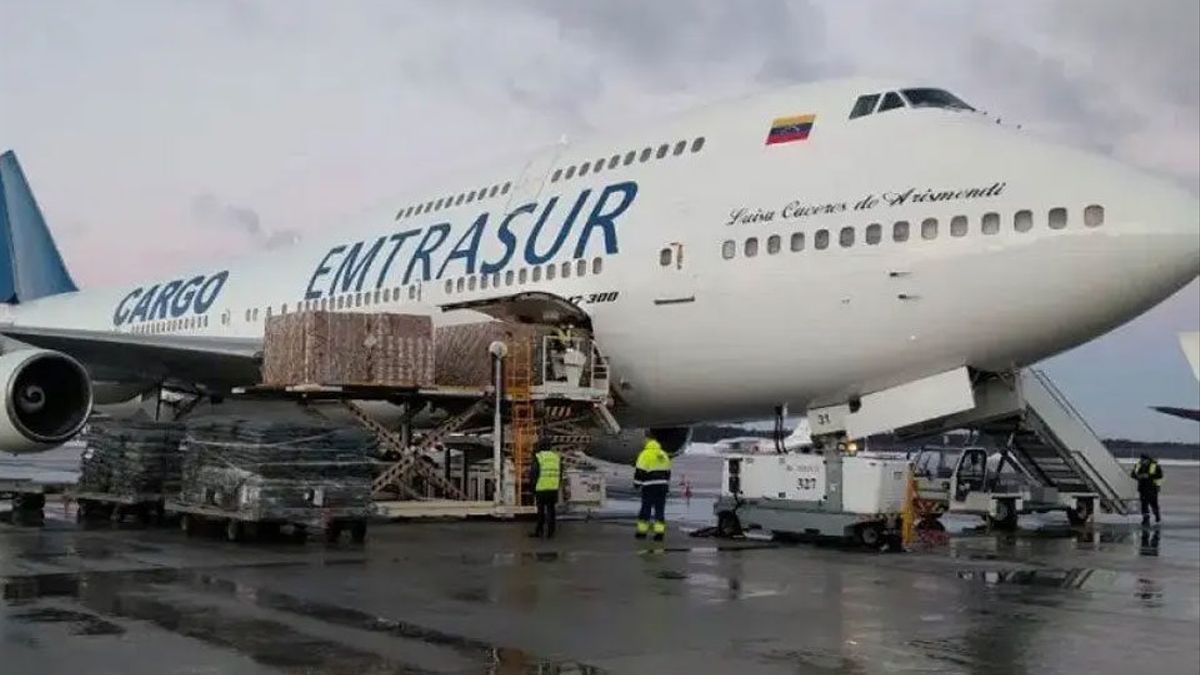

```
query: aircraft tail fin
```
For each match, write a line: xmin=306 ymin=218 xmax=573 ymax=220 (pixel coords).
xmin=0 ymin=150 xmax=78 ymax=303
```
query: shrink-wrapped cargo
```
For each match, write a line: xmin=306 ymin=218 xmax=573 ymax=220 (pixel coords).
xmin=176 ymin=416 xmax=376 ymax=521
xmin=77 ymin=419 xmax=185 ymax=496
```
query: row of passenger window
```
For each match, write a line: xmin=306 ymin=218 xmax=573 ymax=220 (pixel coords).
xmin=231 ymin=256 xmax=604 ymax=326
xmin=444 ymin=256 xmax=604 ymax=295
xmin=129 ymin=314 xmax=210 ymax=335
xmin=395 ymin=182 xmax=512 ymax=221
xmin=393 ymin=134 xmax=708 ymax=220
xmin=551 ymin=137 xmax=705 ymax=184
xmin=230 ymin=285 xmax=423 ymax=325
xmin=720 ymin=205 xmax=1106 ymax=259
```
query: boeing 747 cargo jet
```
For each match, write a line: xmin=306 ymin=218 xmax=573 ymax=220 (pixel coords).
xmin=0 ymin=79 xmax=1197 ymax=464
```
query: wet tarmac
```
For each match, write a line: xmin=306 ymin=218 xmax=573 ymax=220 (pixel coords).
xmin=2 ymin=461 xmax=1197 ymax=674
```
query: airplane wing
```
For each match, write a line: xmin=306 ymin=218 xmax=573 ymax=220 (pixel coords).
xmin=1150 ymin=332 xmax=1200 ymax=423
xmin=1150 ymin=406 xmax=1200 ymax=422
xmin=0 ymin=324 xmax=262 ymax=389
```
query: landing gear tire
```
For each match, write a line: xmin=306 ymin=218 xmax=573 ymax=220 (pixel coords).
xmin=855 ymin=523 xmax=885 ymax=548
xmin=987 ymin=500 xmax=1019 ymax=531
xmin=716 ymin=511 xmax=742 ymax=539
xmin=1066 ymin=499 xmax=1094 ymax=527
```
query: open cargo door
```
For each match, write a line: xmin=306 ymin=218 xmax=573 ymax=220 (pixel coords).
xmin=439 ymin=292 xmax=592 ymax=332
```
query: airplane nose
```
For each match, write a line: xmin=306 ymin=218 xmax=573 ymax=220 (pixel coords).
xmin=1104 ymin=175 xmax=1200 ymax=313
xmin=1135 ymin=180 xmax=1200 ymax=282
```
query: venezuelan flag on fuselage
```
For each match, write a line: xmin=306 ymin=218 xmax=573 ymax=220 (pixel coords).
xmin=765 ymin=114 xmax=815 ymax=145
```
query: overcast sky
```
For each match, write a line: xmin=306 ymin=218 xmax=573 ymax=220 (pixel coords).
xmin=1 ymin=1 xmax=1197 ymax=441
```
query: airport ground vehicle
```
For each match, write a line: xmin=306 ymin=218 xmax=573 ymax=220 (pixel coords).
xmin=910 ymin=446 xmax=1098 ymax=529
xmin=713 ymin=450 xmax=910 ymax=548
xmin=0 ymin=478 xmax=70 ymax=526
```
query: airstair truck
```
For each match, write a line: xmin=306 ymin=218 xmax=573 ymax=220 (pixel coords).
xmin=713 ymin=450 xmax=910 ymax=547
xmin=910 ymin=446 xmax=1099 ymax=529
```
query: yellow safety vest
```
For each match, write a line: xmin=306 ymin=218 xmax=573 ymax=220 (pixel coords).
xmin=1134 ymin=460 xmax=1164 ymax=487
xmin=535 ymin=450 xmax=561 ymax=492
xmin=634 ymin=439 xmax=672 ymax=486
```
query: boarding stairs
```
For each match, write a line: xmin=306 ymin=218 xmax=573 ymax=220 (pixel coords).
xmin=900 ymin=369 xmax=1138 ymax=515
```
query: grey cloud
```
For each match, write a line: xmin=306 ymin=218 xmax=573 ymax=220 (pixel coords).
xmin=189 ymin=192 xmax=298 ymax=249
xmin=224 ymin=205 xmax=261 ymax=236
xmin=532 ymin=0 xmax=833 ymax=86
xmin=966 ymin=34 xmax=1137 ymax=154
xmin=1051 ymin=0 xmax=1199 ymax=109
xmin=262 ymin=229 xmax=301 ymax=250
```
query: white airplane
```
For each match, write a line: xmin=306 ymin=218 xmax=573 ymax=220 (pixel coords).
xmin=1 ymin=78 xmax=1197 ymax=461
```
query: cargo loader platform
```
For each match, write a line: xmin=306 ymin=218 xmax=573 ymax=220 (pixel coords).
xmin=240 ymin=292 xmax=619 ymax=522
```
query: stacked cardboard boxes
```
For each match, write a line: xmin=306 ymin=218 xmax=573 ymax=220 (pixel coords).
xmin=433 ymin=321 xmax=551 ymax=387
xmin=262 ymin=311 xmax=434 ymax=387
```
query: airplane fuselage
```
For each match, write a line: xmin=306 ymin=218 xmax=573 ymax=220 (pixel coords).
xmin=8 ymin=79 xmax=1199 ymax=430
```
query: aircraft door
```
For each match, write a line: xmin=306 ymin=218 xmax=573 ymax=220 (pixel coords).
xmin=652 ymin=241 xmax=697 ymax=306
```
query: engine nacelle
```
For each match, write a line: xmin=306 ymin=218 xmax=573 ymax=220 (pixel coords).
xmin=0 ymin=349 xmax=93 ymax=454
xmin=588 ymin=426 xmax=692 ymax=464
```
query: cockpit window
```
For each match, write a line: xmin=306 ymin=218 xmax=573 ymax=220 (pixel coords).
xmin=849 ymin=94 xmax=880 ymax=120
xmin=878 ymin=91 xmax=905 ymax=113
xmin=900 ymin=88 xmax=974 ymax=111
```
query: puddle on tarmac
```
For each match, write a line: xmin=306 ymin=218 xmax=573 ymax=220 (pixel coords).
xmin=751 ymin=646 xmax=870 ymax=674
xmin=8 ymin=534 xmax=162 ymax=564
xmin=10 ymin=607 xmax=125 ymax=636
xmin=654 ymin=570 xmax=688 ymax=580
xmin=956 ymin=568 xmax=1102 ymax=589
xmin=2 ymin=566 xmax=604 ymax=674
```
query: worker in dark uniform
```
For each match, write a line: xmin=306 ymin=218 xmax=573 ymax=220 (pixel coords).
xmin=634 ymin=430 xmax=672 ymax=541
xmin=1131 ymin=454 xmax=1164 ymax=525
xmin=529 ymin=442 xmax=562 ymax=538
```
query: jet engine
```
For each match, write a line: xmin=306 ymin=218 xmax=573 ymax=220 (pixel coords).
xmin=588 ymin=426 xmax=692 ymax=463
xmin=0 ymin=349 xmax=93 ymax=454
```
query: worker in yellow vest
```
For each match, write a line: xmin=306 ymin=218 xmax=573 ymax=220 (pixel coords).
xmin=1131 ymin=454 xmax=1164 ymax=525
xmin=634 ymin=430 xmax=672 ymax=541
xmin=530 ymin=442 xmax=562 ymax=538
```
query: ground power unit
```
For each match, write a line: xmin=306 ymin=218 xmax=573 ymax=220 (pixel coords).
xmin=713 ymin=451 xmax=910 ymax=547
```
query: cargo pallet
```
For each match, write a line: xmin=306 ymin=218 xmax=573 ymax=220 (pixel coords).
xmin=165 ymin=499 xmax=369 ymax=544
xmin=1 ymin=478 xmax=72 ymax=526
xmin=69 ymin=490 xmax=168 ymax=526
